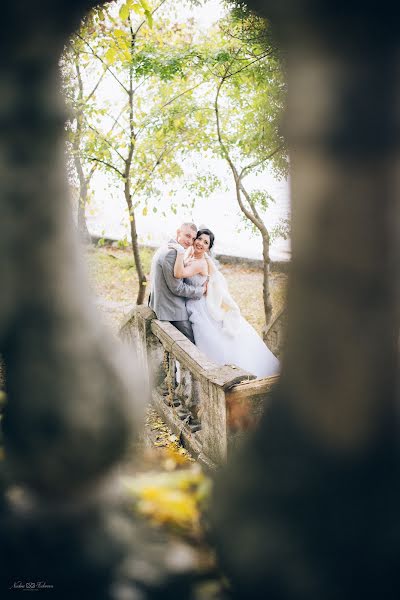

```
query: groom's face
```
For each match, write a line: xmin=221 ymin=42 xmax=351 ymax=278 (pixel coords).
xmin=177 ymin=225 xmax=196 ymax=249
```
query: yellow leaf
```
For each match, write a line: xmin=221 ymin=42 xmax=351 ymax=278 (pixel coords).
xmin=142 ymin=206 xmax=148 ymax=216
xmin=131 ymin=3 xmax=143 ymax=15
xmin=139 ymin=0 xmax=151 ymax=11
xmin=105 ymin=48 xmax=116 ymax=64
xmin=119 ymin=3 xmax=130 ymax=20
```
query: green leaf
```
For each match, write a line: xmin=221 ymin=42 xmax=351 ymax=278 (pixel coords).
xmin=119 ymin=3 xmax=130 ymax=21
xmin=144 ymin=10 xmax=153 ymax=28
xmin=139 ymin=0 xmax=151 ymax=11
xmin=132 ymin=4 xmax=143 ymax=15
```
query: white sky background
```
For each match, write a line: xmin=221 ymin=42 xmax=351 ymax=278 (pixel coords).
xmin=83 ymin=0 xmax=291 ymax=259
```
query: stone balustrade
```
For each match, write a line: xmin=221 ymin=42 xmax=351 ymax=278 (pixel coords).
xmin=120 ymin=306 xmax=279 ymax=469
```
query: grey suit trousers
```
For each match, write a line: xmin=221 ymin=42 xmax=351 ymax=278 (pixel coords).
xmin=171 ymin=320 xmax=195 ymax=344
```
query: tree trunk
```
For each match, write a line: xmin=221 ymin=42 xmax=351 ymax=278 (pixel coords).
xmin=261 ymin=231 xmax=272 ymax=331
xmin=213 ymin=2 xmax=400 ymax=599
xmin=125 ymin=22 xmax=146 ymax=306
xmin=72 ymin=58 xmax=91 ymax=244
xmin=74 ymin=152 xmax=91 ymax=243
xmin=128 ymin=204 xmax=147 ymax=305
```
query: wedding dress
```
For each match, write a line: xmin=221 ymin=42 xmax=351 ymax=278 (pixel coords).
xmin=185 ymin=270 xmax=280 ymax=378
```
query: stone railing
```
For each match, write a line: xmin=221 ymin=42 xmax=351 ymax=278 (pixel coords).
xmin=120 ymin=306 xmax=279 ymax=469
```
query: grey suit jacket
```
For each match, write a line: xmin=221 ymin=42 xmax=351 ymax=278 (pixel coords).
xmin=148 ymin=241 xmax=204 ymax=321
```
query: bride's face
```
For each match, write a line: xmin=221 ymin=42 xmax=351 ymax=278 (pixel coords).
xmin=193 ymin=233 xmax=210 ymax=254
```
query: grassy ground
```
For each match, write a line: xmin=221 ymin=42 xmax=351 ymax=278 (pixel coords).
xmin=86 ymin=244 xmax=287 ymax=335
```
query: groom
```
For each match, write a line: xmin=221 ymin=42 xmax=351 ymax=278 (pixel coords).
xmin=148 ymin=222 xmax=205 ymax=344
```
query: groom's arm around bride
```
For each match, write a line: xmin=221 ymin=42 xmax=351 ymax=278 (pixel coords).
xmin=148 ymin=223 xmax=204 ymax=344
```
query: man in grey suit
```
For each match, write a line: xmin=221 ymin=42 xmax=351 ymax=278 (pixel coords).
xmin=148 ymin=222 xmax=205 ymax=344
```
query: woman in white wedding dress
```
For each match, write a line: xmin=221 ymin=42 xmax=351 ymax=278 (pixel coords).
xmin=169 ymin=228 xmax=280 ymax=378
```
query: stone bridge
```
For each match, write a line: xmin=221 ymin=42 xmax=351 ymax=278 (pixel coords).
xmin=120 ymin=306 xmax=279 ymax=469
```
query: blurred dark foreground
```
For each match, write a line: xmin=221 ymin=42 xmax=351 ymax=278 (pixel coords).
xmin=0 ymin=1 xmax=399 ymax=599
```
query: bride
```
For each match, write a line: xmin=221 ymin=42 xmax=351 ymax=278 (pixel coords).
xmin=169 ymin=228 xmax=280 ymax=378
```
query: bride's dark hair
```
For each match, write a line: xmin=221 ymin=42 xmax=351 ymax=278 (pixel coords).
xmin=196 ymin=228 xmax=215 ymax=249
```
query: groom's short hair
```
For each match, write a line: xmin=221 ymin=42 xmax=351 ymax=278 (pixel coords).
xmin=180 ymin=222 xmax=197 ymax=232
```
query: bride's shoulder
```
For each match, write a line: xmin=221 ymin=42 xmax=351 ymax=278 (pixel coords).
xmin=202 ymin=257 xmax=211 ymax=273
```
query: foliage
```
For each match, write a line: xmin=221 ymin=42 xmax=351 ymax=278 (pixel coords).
xmin=64 ymin=1 xmax=289 ymax=310
xmin=186 ymin=10 xmax=289 ymax=324
xmin=123 ymin=466 xmax=211 ymax=537
xmin=206 ymin=13 xmax=287 ymax=176
xmin=73 ymin=2 xmax=209 ymax=208
xmin=65 ymin=0 xmax=221 ymax=302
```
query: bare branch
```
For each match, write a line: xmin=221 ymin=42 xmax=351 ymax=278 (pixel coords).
xmin=85 ymin=67 xmax=107 ymax=103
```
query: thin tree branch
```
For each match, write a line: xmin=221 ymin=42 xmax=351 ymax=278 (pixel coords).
xmin=135 ymin=81 xmax=206 ymax=139
xmin=159 ymin=81 xmax=204 ymax=111
xmin=224 ymin=51 xmax=271 ymax=79
xmin=87 ymin=157 xmax=124 ymax=178
xmin=85 ymin=121 xmax=126 ymax=163
xmin=215 ymin=64 xmax=264 ymax=232
xmin=76 ymin=33 xmax=129 ymax=95
xmin=132 ymin=74 xmax=151 ymax=95
xmin=239 ymin=181 xmax=268 ymax=233
xmin=214 ymin=67 xmax=240 ymax=180
xmin=101 ymin=103 xmax=129 ymax=134
xmin=85 ymin=66 xmax=107 ymax=103
xmin=85 ymin=162 xmax=97 ymax=186
xmin=130 ymin=145 xmax=171 ymax=197
xmin=133 ymin=0 xmax=168 ymax=37
xmin=240 ymin=143 xmax=284 ymax=179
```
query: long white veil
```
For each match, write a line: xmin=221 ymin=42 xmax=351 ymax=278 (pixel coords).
xmin=205 ymin=255 xmax=242 ymax=337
